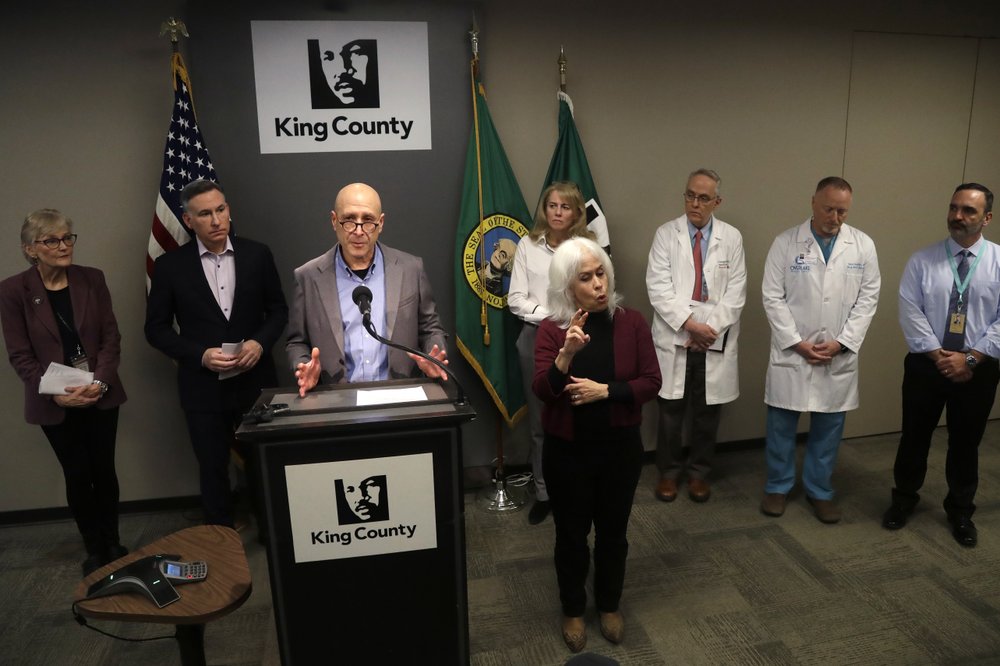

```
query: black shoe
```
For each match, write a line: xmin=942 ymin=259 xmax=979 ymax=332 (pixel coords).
xmin=948 ymin=516 xmax=977 ymax=547
xmin=82 ymin=554 xmax=104 ymax=578
xmin=528 ymin=500 xmax=551 ymax=525
xmin=106 ymin=544 xmax=128 ymax=562
xmin=882 ymin=504 xmax=912 ymax=530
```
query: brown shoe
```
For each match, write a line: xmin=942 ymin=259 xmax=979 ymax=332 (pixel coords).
xmin=599 ymin=611 xmax=624 ymax=644
xmin=807 ymin=496 xmax=842 ymax=524
xmin=761 ymin=493 xmax=786 ymax=517
xmin=655 ymin=477 xmax=678 ymax=502
xmin=561 ymin=616 xmax=586 ymax=653
xmin=688 ymin=478 xmax=711 ymax=502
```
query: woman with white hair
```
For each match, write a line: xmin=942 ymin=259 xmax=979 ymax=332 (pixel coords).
xmin=509 ymin=181 xmax=595 ymax=525
xmin=532 ymin=237 xmax=661 ymax=653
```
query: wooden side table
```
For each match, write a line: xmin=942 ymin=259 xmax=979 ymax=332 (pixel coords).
xmin=72 ymin=525 xmax=252 ymax=666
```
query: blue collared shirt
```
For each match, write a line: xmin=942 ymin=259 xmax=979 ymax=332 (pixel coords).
xmin=687 ymin=216 xmax=713 ymax=264
xmin=335 ymin=245 xmax=389 ymax=381
xmin=899 ymin=236 xmax=1000 ymax=358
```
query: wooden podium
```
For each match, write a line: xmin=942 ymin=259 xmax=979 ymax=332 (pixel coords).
xmin=236 ymin=378 xmax=475 ymax=665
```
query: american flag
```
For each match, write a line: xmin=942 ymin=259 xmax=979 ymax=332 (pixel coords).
xmin=146 ymin=52 xmax=219 ymax=290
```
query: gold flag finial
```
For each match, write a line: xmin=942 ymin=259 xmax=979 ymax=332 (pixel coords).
xmin=558 ymin=45 xmax=567 ymax=92
xmin=160 ymin=17 xmax=189 ymax=52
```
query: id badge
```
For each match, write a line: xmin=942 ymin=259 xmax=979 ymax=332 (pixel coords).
xmin=949 ymin=312 xmax=966 ymax=335
xmin=69 ymin=350 xmax=90 ymax=372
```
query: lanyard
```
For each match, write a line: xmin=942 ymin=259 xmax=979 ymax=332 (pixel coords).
xmin=947 ymin=242 xmax=985 ymax=307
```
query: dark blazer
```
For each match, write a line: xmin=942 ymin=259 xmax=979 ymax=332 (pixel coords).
xmin=285 ymin=243 xmax=446 ymax=383
xmin=0 ymin=265 xmax=127 ymax=425
xmin=532 ymin=307 xmax=661 ymax=440
xmin=144 ymin=236 xmax=289 ymax=413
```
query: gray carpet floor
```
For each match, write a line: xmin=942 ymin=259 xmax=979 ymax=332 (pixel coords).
xmin=3 ymin=422 xmax=1000 ymax=665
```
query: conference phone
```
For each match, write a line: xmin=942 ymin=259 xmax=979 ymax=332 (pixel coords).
xmin=85 ymin=554 xmax=208 ymax=608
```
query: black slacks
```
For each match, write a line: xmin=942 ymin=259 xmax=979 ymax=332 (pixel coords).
xmin=543 ymin=427 xmax=643 ymax=617
xmin=41 ymin=406 xmax=121 ymax=555
xmin=184 ymin=409 xmax=244 ymax=527
xmin=893 ymin=353 xmax=1000 ymax=518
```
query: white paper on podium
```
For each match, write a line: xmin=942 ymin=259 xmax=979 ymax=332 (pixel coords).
xmin=219 ymin=341 xmax=244 ymax=380
xmin=355 ymin=386 xmax=428 ymax=406
xmin=39 ymin=362 xmax=94 ymax=395
xmin=675 ymin=300 xmax=727 ymax=352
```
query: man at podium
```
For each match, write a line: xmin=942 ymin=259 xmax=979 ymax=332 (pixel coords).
xmin=287 ymin=183 xmax=448 ymax=395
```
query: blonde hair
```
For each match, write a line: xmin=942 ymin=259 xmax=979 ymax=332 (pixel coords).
xmin=529 ymin=181 xmax=595 ymax=242
xmin=21 ymin=209 xmax=72 ymax=265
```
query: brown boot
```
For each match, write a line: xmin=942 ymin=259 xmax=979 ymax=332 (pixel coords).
xmin=561 ymin=616 xmax=586 ymax=653
xmin=599 ymin=611 xmax=624 ymax=644
xmin=807 ymin=496 xmax=841 ymax=524
xmin=760 ymin=493 xmax=787 ymax=517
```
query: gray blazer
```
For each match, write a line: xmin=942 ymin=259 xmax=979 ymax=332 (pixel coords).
xmin=285 ymin=243 xmax=447 ymax=383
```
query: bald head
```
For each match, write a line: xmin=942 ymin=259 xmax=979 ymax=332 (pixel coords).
xmin=331 ymin=182 xmax=385 ymax=270
xmin=334 ymin=183 xmax=382 ymax=217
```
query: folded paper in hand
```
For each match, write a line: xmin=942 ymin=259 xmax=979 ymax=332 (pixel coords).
xmin=219 ymin=341 xmax=244 ymax=380
xmin=39 ymin=362 xmax=94 ymax=395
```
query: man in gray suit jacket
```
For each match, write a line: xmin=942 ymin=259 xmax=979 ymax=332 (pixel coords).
xmin=287 ymin=183 xmax=448 ymax=395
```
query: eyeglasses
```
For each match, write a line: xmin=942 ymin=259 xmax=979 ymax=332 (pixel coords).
xmin=339 ymin=220 xmax=380 ymax=234
xmin=34 ymin=234 xmax=78 ymax=249
xmin=683 ymin=192 xmax=719 ymax=204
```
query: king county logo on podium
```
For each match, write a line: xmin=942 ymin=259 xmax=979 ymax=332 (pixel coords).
xmin=462 ymin=214 xmax=529 ymax=309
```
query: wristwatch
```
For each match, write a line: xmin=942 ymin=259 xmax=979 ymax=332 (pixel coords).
xmin=966 ymin=353 xmax=978 ymax=369
xmin=92 ymin=380 xmax=109 ymax=395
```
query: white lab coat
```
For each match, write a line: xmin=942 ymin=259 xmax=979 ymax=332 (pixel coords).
xmin=762 ymin=220 xmax=881 ymax=413
xmin=646 ymin=215 xmax=747 ymax=403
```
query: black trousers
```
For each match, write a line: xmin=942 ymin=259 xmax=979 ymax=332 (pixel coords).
xmin=41 ymin=407 xmax=121 ymax=555
xmin=543 ymin=427 xmax=643 ymax=617
xmin=893 ymin=353 xmax=1000 ymax=518
xmin=184 ymin=409 xmax=244 ymax=527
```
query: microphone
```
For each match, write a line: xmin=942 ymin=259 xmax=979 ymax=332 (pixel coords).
xmin=352 ymin=285 xmax=373 ymax=325
xmin=351 ymin=285 xmax=467 ymax=405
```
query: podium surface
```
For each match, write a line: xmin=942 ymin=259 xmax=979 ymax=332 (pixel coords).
xmin=237 ymin=378 xmax=475 ymax=665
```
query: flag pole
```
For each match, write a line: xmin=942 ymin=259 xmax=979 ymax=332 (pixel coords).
xmin=468 ymin=19 xmax=523 ymax=513
xmin=558 ymin=45 xmax=567 ymax=93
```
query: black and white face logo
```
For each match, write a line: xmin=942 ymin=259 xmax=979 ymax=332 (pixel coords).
xmin=335 ymin=475 xmax=389 ymax=524
xmin=308 ymin=38 xmax=380 ymax=109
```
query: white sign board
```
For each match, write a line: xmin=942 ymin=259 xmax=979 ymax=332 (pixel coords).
xmin=285 ymin=452 xmax=437 ymax=563
xmin=251 ymin=20 xmax=432 ymax=153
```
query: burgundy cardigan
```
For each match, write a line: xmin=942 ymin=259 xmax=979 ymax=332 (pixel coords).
xmin=532 ymin=307 xmax=661 ymax=440
xmin=0 ymin=265 xmax=127 ymax=425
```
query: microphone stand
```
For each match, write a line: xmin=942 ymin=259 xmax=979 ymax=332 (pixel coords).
xmin=360 ymin=316 xmax=468 ymax=406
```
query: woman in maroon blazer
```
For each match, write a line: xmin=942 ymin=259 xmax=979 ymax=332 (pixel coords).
xmin=0 ymin=209 xmax=127 ymax=576
xmin=533 ymin=237 xmax=661 ymax=653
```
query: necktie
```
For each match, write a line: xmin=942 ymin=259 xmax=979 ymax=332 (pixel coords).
xmin=692 ymin=231 xmax=707 ymax=302
xmin=942 ymin=250 xmax=970 ymax=351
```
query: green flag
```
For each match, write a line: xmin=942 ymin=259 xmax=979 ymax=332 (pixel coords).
xmin=541 ymin=91 xmax=610 ymax=249
xmin=455 ymin=56 xmax=530 ymax=427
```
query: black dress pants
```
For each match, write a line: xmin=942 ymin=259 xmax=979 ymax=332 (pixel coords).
xmin=41 ymin=406 xmax=121 ymax=555
xmin=543 ymin=427 xmax=643 ymax=617
xmin=893 ymin=353 xmax=1000 ymax=518
xmin=184 ymin=409 xmax=244 ymax=527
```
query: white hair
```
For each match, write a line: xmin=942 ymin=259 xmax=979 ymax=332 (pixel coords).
xmin=545 ymin=237 xmax=621 ymax=328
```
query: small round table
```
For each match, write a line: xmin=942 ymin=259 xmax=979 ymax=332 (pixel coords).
xmin=72 ymin=525 xmax=252 ymax=666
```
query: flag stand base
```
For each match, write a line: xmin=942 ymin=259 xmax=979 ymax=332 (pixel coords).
xmin=479 ymin=473 xmax=525 ymax=513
